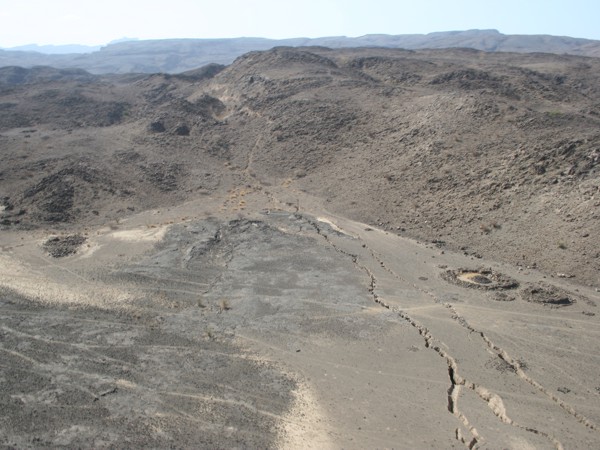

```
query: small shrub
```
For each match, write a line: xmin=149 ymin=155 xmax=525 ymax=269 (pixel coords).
xmin=219 ymin=298 xmax=231 ymax=312
xmin=205 ymin=327 xmax=215 ymax=340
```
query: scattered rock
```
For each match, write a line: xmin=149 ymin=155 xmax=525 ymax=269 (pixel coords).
xmin=149 ymin=121 xmax=166 ymax=132
xmin=42 ymin=234 xmax=86 ymax=257
xmin=174 ymin=124 xmax=190 ymax=136
xmin=520 ymin=283 xmax=578 ymax=307
xmin=490 ymin=292 xmax=516 ymax=302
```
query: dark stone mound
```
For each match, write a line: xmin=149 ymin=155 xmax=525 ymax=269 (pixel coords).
xmin=441 ymin=267 xmax=519 ymax=290
xmin=140 ymin=162 xmax=183 ymax=192
xmin=17 ymin=162 xmax=127 ymax=225
xmin=490 ymin=292 xmax=517 ymax=302
xmin=149 ymin=121 xmax=166 ymax=132
xmin=174 ymin=124 xmax=190 ymax=136
xmin=43 ymin=234 xmax=86 ymax=257
xmin=470 ymin=274 xmax=492 ymax=284
xmin=22 ymin=165 xmax=96 ymax=223
xmin=520 ymin=283 xmax=578 ymax=307
xmin=189 ymin=94 xmax=226 ymax=119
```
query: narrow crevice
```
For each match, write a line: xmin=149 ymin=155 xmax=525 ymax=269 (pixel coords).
xmin=365 ymin=238 xmax=588 ymax=446
xmin=304 ymin=216 xmax=592 ymax=449
xmin=444 ymin=302 xmax=598 ymax=434
xmin=302 ymin=215 xmax=482 ymax=448
xmin=367 ymin=241 xmax=568 ymax=448
xmin=200 ymin=224 xmax=235 ymax=297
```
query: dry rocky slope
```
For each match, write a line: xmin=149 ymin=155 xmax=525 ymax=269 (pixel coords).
xmin=1 ymin=46 xmax=599 ymax=287
xmin=1 ymin=47 xmax=600 ymax=448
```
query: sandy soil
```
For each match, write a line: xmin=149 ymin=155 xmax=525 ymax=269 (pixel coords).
xmin=1 ymin=185 xmax=599 ymax=449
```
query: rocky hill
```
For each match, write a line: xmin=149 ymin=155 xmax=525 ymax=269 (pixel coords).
xmin=0 ymin=46 xmax=599 ymax=287
xmin=2 ymin=30 xmax=600 ymax=74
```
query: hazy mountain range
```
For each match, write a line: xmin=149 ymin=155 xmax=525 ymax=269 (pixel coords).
xmin=1 ymin=29 xmax=600 ymax=74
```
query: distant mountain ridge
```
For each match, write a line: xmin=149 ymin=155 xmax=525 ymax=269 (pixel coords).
xmin=5 ymin=44 xmax=102 ymax=54
xmin=1 ymin=29 xmax=600 ymax=74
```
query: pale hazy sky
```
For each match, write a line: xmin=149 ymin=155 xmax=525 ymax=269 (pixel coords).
xmin=1 ymin=0 xmax=598 ymax=47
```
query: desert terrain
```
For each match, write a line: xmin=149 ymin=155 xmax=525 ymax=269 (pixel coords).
xmin=2 ymin=30 xmax=600 ymax=74
xmin=1 ymin=47 xmax=599 ymax=448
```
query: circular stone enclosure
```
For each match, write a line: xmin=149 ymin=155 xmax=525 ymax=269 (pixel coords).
xmin=442 ymin=268 xmax=519 ymax=290
xmin=520 ymin=283 xmax=577 ymax=307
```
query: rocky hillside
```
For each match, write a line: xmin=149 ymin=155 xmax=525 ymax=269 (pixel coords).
xmin=0 ymin=47 xmax=599 ymax=286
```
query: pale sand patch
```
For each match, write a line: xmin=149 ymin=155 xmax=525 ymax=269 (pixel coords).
xmin=457 ymin=272 xmax=493 ymax=285
xmin=109 ymin=225 xmax=170 ymax=242
xmin=508 ymin=435 xmax=538 ymax=450
xmin=316 ymin=217 xmax=351 ymax=236
xmin=278 ymin=380 xmax=334 ymax=450
xmin=77 ymin=224 xmax=170 ymax=258
xmin=116 ymin=379 xmax=137 ymax=389
xmin=0 ymin=253 xmax=132 ymax=308
xmin=235 ymin=340 xmax=333 ymax=449
xmin=78 ymin=242 xmax=102 ymax=259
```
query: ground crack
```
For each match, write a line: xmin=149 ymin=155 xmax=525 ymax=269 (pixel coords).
xmin=444 ymin=302 xmax=598 ymax=435
xmin=376 ymin=283 xmax=483 ymax=448
xmin=200 ymin=224 xmax=235 ymax=297
xmin=303 ymin=216 xmax=482 ymax=448
xmin=368 ymin=244 xmax=567 ymax=448
xmin=369 ymin=238 xmax=592 ymax=445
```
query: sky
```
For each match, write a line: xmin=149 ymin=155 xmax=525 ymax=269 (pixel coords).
xmin=1 ymin=0 xmax=599 ymax=48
